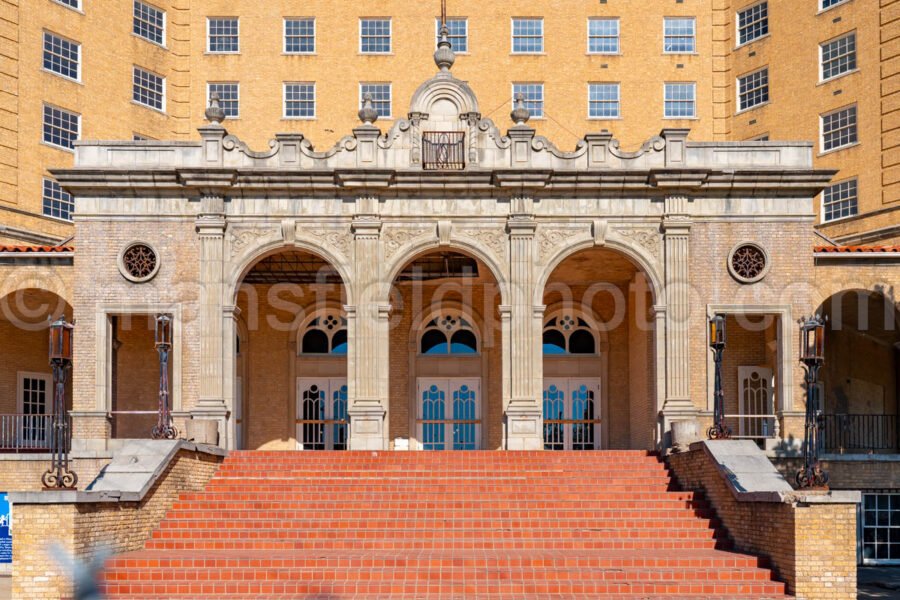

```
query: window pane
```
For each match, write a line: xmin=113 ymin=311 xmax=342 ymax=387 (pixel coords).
xmin=285 ymin=18 xmax=315 ymax=53
xmin=134 ymin=1 xmax=165 ymax=45
xmin=43 ymin=32 xmax=80 ymax=80
xmin=822 ymin=106 xmax=857 ymax=151
xmin=738 ymin=68 xmax=769 ymax=111
xmin=360 ymin=18 xmax=391 ymax=53
xmin=738 ymin=2 xmax=768 ymax=45
xmin=513 ymin=83 xmax=544 ymax=118
xmin=284 ymin=83 xmax=316 ymax=118
xmin=664 ymin=17 xmax=695 ymax=53
xmin=512 ymin=18 xmax=543 ymax=53
xmin=133 ymin=67 xmax=164 ymax=110
xmin=823 ymin=179 xmax=858 ymax=222
xmin=42 ymin=178 xmax=74 ymax=221
xmin=664 ymin=83 xmax=696 ymax=118
xmin=208 ymin=82 xmax=239 ymax=117
xmin=588 ymin=18 xmax=619 ymax=54
xmin=42 ymin=104 xmax=80 ymax=150
xmin=589 ymin=83 xmax=620 ymax=118
xmin=360 ymin=83 xmax=391 ymax=118
xmin=208 ymin=18 xmax=239 ymax=52
xmin=821 ymin=33 xmax=856 ymax=80
xmin=435 ymin=18 xmax=467 ymax=52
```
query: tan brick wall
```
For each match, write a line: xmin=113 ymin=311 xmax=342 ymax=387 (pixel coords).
xmin=11 ymin=448 xmax=222 ymax=600
xmin=774 ymin=457 xmax=900 ymax=491
xmin=0 ymin=456 xmax=107 ymax=492
xmin=669 ymin=447 xmax=857 ymax=600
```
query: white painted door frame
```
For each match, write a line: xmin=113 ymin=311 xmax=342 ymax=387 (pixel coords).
xmin=416 ymin=377 xmax=482 ymax=450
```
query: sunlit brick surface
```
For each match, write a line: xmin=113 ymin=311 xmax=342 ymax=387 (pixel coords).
xmin=100 ymin=450 xmax=789 ymax=599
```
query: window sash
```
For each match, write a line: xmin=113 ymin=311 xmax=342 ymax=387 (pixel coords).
xmin=208 ymin=18 xmax=239 ymax=53
xmin=285 ymin=18 xmax=315 ymax=53
xmin=588 ymin=83 xmax=620 ymax=118
xmin=512 ymin=18 xmax=544 ymax=53
xmin=664 ymin=18 xmax=696 ymax=53
xmin=133 ymin=67 xmax=165 ymax=110
xmin=587 ymin=19 xmax=619 ymax=54
xmin=664 ymin=83 xmax=696 ymax=118
xmin=738 ymin=68 xmax=769 ymax=110
xmin=42 ymin=178 xmax=74 ymax=221
xmin=360 ymin=84 xmax=392 ymax=118
xmin=360 ymin=19 xmax=391 ymax=53
xmin=133 ymin=1 xmax=165 ymax=45
xmin=821 ymin=106 xmax=857 ymax=151
xmin=42 ymin=104 xmax=80 ymax=150
xmin=42 ymin=32 xmax=80 ymax=80
xmin=823 ymin=179 xmax=859 ymax=222
xmin=208 ymin=83 xmax=239 ymax=118
xmin=284 ymin=83 xmax=316 ymax=118
xmin=435 ymin=18 xmax=467 ymax=52
xmin=821 ymin=33 xmax=856 ymax=80
xmin=737 ymin=2 xmax=768 ymax=45
xmin=512 ymin=83 xmax=544 ymax=118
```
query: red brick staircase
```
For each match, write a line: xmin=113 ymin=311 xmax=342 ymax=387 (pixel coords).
xmin=101 ymin=450 xmax=790 ymax=599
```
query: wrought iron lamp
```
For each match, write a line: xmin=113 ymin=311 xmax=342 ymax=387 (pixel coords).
xmin=151 ymin=314 xmax=177 ymax=440
xmin=707 ymin=314 xmax=731 ymax=439
xmin=797 ymin=315 xmax=828 ymax=488
xmin=43 ymin=316 xmax=77 ymax=489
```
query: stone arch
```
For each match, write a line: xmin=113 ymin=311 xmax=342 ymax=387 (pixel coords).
xmin=411 ymin=303 xmax=484 ymax=356
xmin=227 ymin=238 xmax=354 ymax=305
xmin=383 ymin=239 xmax=509 ymax=306
xmin=0 ymin=268 xmax=73 ymax=312
xmin=293 ymin=303 xmax=350 ymax=356
xmin=534 ymin=237 xmax=663 ymax=307
xmin=541 ymin=304 xmax=610 ymax=355
xmin=408 ymin=76 xmax=480 ymax=120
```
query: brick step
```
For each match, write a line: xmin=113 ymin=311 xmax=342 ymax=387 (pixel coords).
xmin=170 ymin=498 xmax=710 ymax=511
xmin=226 ymin=450 xmax=657 ymax=458
xmin=201 ymin=483 xmax=675 ymax=492
xmin=174 ymin=490 xmax=699 ymax=503
xmin=160 ymin=509 xmax=716 ymax=521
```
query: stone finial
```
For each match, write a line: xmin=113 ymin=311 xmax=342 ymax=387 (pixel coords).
xmin=510 ymin=93 xmax=530 ymax=125
xmin=358 ymin=93 xmax=378 ymax=125
xmin=205 ymin=92 xmax=226 ymax=125
xmin=434 ymin=24 xmax=456 ymax=72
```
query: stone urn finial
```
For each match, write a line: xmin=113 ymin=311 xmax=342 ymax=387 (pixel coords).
xmin=434 ymin=25 xmax=456 ymax=72
xmin=510 ymin=92 xmax=530 ymax=125
xmin=205 ymin=92 xmax=226 ymax=125
xmin=358 ymin=93 xmax=378 ymax=125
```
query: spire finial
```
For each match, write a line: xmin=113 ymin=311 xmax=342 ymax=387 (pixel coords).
xmin=205 ymin=92 xmax=226 ymax=125
xmin=434 ymin=0 xmax=455 ymax=72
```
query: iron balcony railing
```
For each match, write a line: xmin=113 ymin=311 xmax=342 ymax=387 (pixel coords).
xmin=723 ymin=413 xmax=779 ymax=442
xmin=0 ymin=414 xmax=58 ymax=452
xmin=824 ymin=414 xmax=898 ymax=452
xmin=422 ymin=131 xmax=465 ymax=170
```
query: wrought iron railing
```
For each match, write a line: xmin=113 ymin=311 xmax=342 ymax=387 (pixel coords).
xmin=543 ymin=418 xmax=603 ymax=451
xmin=422 ymin=131 xmax=465 ymax=170
xmin=0 ymin=414 xmax=56 ymax=451
xmin=824 ymin=414 xmax=898 ymax=452
xmin=296 ymin=419 xmax=349 ymax=451
xmin=723 ymin=413 xmax=779 ymax=442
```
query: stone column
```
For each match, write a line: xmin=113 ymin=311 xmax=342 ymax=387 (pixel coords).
xmin=221 ymin=305 xmax=240 ymax=450
xmin=192 ymin=194 xmax=229 ymax=445
xmin=504 ymin=205 xmax=543 ymax=450
xmin=661 ymin=195 xmax=698 ymax=433
xmin=347 ymin=198 xmax=388 ymax=450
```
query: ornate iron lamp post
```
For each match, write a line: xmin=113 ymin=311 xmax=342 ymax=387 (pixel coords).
xmin=708 ymin=314 xmax=731 ymax=439
xmin=797 ymin=315 xmax=828 ymax=488
xmin=43 ymin=317 xmax=77 ymax=489
xmin=151 ymin=314 xmax=177 ymax=439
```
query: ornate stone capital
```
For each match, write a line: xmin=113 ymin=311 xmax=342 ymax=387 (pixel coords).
xmin=351 ymin=216 xmax=383 ymax=239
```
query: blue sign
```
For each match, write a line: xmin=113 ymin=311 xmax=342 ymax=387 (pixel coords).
xmin=0 ymin=493 xmax=10 ymax=563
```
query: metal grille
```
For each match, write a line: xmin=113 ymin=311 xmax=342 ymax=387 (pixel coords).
xmin=422 ymin=132 xmax=465 ymax=170
xmin=824 ymin=414 xmax=897 ymax=452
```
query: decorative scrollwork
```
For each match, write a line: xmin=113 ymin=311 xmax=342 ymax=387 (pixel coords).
xmin=151 ymin=424 xmax=178 ymax=440
xmin=608 ymin=135 xmax=666 ymax=159
xmin=383 ymin=228 xmax=431 ymax=261
xmin=42 ymin=468 xmax=77 ymax=489
xmin=796 ymin=465 xmax=829 ymax=489
xmin=538 ymin=228 xmax=584 ymax=264
xmin=119 ymin=243 xmax=159 ymax=283
xmin=728 ymin=243 xmax=769 ymax=283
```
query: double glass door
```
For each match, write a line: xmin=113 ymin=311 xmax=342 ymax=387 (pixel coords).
xmin=296 ymin=378 xmax=348 ymax=450
xmin=416 ymin=378 xmax=481 ymax=450
xmin=542 ymin=378 xmax=602 ymax=450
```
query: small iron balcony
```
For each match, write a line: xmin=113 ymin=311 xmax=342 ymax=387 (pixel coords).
xmin=422 ymin=131 xmax=465 ymax=170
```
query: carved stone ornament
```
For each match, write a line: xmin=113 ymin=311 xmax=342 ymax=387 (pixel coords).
xmin=616 ymin=228 xmax=661 ymax=261
xmin=727 ymin=242 xmax=770 ymax=284
xmin=118 ymin=242 xmax=160 ymax=283
xmin=383 ymin=227 xmax=432 ymax=261
xmin=230 ymin=228 xmax=277 ymax=258
xmin=538 ymin=227 xmax=584 ymax=264
xmin=304 ymin=228 xmax=351 ymax=260
xmin=456 ymin=228 xmax=508 ymax=262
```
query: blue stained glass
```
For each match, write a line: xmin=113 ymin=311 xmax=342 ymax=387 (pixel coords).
xmin=422 ymin=385 xmax=445 ymax=450
xmin=332 ymin=385 xmax=348 ymax=450
xmin=543 ymin=385 xmax=565 ymax=450
xmin=449 ymin=342 xmax=477 ymax=354
xmin=331 ymin=342 xmax=348 ymax=355
xmin=572 ymin=385 xmax=596 ymax=450
xmin=453 ymin=384 xmax=477 ymax=450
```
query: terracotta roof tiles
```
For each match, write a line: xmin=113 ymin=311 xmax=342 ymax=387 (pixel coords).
xmin=0 ymin=245 xmax=74 ymax=253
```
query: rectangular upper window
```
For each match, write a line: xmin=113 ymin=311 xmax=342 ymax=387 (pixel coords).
xmin=587 ymin=18 xmax=619 ymax=54
xmin=42 ymin=178 xmax=74 ymax=221
xmin=42 ymin=104 xmax=80 ymax=150
xmin=664 ymin=82 xmax=696 ymax=118
xmin=133 ymin=66 xmax=165 ymax=110
xmin=737 ymin=2 xmax=768 ymax=46
xmin=42 ymin=31 xmax=80 ymax=81
xmin=588 ymin=83 xmax=620 ymax=119
xmin=821 ymin=105 xmax=858 ymax=152
xmin=208 ymin=17 xmax=239 ymax=53
xmin=435 ymin=18 xmax=468 ymax=52
xmin=53 ymin=0 xmax=80 ymax=10
xmin=737 ymin=67 xmax=769 ymax=111
xmin=284 ymin=18 xmax=315 ymax=54
xmin=821 ymin=33 xmax=856 ymax=81
xmin=512 ymin=83 xmax=544 ymax=118
xmin=360 ymin=18 xmax=391 ymax=54
xmin=360 ymin=83 xmax=392 ymax=118
xmin=133 ymin=1 xmax=165 ymax=46
xmin=284 ymin=83 xmax=316 ymax=118
xmin=823 ymin=178 xmax=858 ymax=222
xmin=821 ymin=0 xmax=849 ymax=10
xmin=512 ymin=18 xmax=543 ymax=53
xmin=208 ymin=82 xmax=239 ymax=118
xmin=664 ymin=17 xmax=696 ymax=53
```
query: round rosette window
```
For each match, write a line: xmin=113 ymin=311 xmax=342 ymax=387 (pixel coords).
xmin=118 ymin=242 xmax=160 ymax=283
xmin=727 ymin=242 xmax=770 ymax=284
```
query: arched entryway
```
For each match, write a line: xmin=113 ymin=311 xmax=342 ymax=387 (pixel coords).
xmin=234 ymin=248 xmax=348 ymax=450
xmin=539 ymin=247 xmax=658 ymax=450
xmin=818 ymin=288 xmax=900 ymax=454
xmin=388 ymin=250 xmax=502 ymax=450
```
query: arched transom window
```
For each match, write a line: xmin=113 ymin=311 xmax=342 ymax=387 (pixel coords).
xmin=420 ymin=311 xmax=478 ymax=355
xmin=543 ymin=313 xmax=597 ymax=355
xmin=300 ymin=312 xmax=348 ymax=355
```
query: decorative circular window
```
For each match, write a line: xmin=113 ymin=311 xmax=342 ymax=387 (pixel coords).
xmin=727 ymin=242 xmax=770 ymax=284
xmin=300 ymin=312 xmax=348 ymax=355
xmin=420 ymin=311 xmax=479 ymax=355
xmin=118 ymin=242 xmax=159 ymax=283
xmin=543 ymin=313 xmax=597 ymax=355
